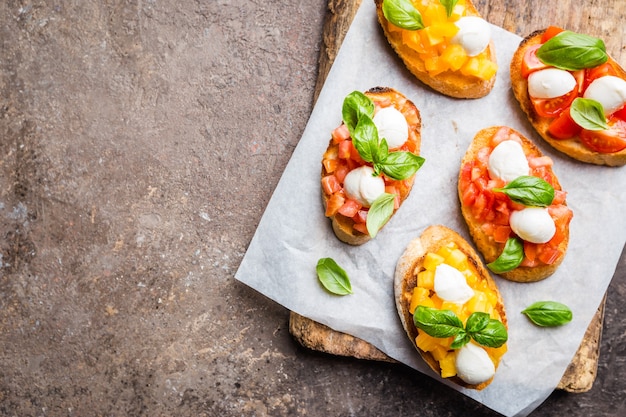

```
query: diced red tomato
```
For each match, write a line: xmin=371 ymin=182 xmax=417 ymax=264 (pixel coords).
xmin=493 ymin=225 xmax=512 ymax=243
xmin=334 ymin=163 xmax=349 ymax=183
xmin=528 ymin=155 xmax=553 ymax=168
xmin=349 ymin=142 xmax=365 ymax=164
xmin=459 ymin=163 xmax=473 ymax=190
xmin=338 ymin=139 xmax=352 ymax=159
xmin=325 ymin=193 xmax=345 ymax=217
xmin=321 ymin=175 xmax=341 ymax=195
xmin=322 ymin=158 xmax=338 ymax=173
xmin=337 ymin=199 xmax=361 ymax=217
xmin=331 ymin=124 xmax=350 ymax=144
xmin=521 ymin=44 xmax=550 ymax=78
xmin=531 ymin=87 xmax=578 ymax=118
xmin=541 ymin=26 xmax=565 ymax=43
xmin=552 ymin=190 xmax=568 ymax=205
xmin=524 ymin=241 xmax=538 ymax=263
xmin=353 ymin=209 xmax=368 ymax=224
xmin=353 ymin=222 xmax=368 ymax=235
xmin=461 ymin=182 xmax=478 ymax=206
xmin=579 ymin=118 xmax=626 ymax=153
xmin=490 ymin=127 xmax=512 ymax=146
xmin=537 ymin=246 xmax=562 ymax=265
xmin=548 ymin=107 xmax=582 ymax=139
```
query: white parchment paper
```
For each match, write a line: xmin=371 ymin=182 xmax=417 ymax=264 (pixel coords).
xmin=235 ymin=2 xmax=626 ymax=416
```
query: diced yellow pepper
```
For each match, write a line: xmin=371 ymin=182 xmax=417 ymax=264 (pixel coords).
xmin=424 ymin=55 xmax=449 ymax=76
xmin=441 ymin=300 xmax=464 ymax=318
xmin=409 ymin=286 xmax=431 ymax=313
xmin=440 ymin=43 xmax=468 ymax=71
xmin=421 ymin=3 xmax=447 ymax=27
xmin=423 ymin=252 xmax=445 ymax=271
xmin=402 ymin=29 xmax=428 ymax=54
xmin=462 ymin=269 xmax=478 ymax=286
xmin=445 ymin=248 xmax=469 ymax=271
xmin=417 ymin=269 xmax=435 ymax=290
xmin=461 ymin=56 xmax=498 ymax=80
xmin=416 ymin=330 xmax=440 ymax=352
xmin=486 ymin=344 xmax=508 ymax=363
xmin=430 ymin=294 xmax=444 ymax=310
xmin=431 ymin=345 xmax=449 ymax=361
xmin=439 ymin=352 xmax=457 ymax=378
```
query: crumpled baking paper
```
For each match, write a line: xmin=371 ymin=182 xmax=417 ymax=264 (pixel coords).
xmin=235 ymin=1 xmax=626 ymax=416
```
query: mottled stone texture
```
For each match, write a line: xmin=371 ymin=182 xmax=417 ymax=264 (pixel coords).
xmin=0 ymin=1 xmax=624 ymax=416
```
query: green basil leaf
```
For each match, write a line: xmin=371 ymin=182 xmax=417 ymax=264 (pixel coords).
xmin=470 ymin=319 xmax=508 ymax=348
xmin=316 ymin=257 xmax=352 ymax=295
xmin=487 ymin=237 xmax=524 ymax=273
xmin=378 ymin=151 xmax=425 ymax=180
xmin=342 ymin=91 xmax=375 ymax=136
xmin=351 ymin=116 xmax=379 ymax=163
xmin=382 ymin=0 xmax=424 ymax=30
xmin=570 ymin=97 xmax=609 ymax=131
xmin=439 ymin=0 xmax=459 ymax=17
xmin=537 ymin=31 xmax=608 ymax=70
xmin=465 ymin=312 xmax=490 ymax=334
xmin=522 ymin=301 xmax=573 ymax=327
xmin=366 ymin=193 xmax=396 ymax=238
xmin=413 ymin=306 xmax=465 ymax=338
xmin=450 ymin=331 xmax=470 ymax=349
xmin=492 ymin=175 xmax=555 ymax=207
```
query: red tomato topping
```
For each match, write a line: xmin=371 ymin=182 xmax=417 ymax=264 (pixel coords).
xmin=548 ymin=107 xmax=582 ymax=139
xmin=338 ymin=199 xmax=361 ymax=218
xmin=584 ymin=63 xmax=617 ymax=91
xmin=613 ymin=105 xmax=626 ymax=121
xmin=579 ymin=118 xmax=626 ymax=153
xmin=530 ymin=88 xmax=577 ymax=118
xmin=321 ymin=175 xmax=341 ymax=195
xmin=521 ymin=44 xmax=549 ymax=78
xmin=325 ymin=193 xmax=345 ymax=217
xmin=458 ymin=128 xmax=571 ymax=268
xmin=332 ymin=124 xmax=350 ymax=144
xmin=541 ymin=26 xmax=565 ymax=43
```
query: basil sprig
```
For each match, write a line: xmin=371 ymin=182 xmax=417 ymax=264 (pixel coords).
xmin=492 ymin=175 xmax=555 ymax=207
xmin=366 ymin=193 xmax=396 ymax=238
xmin=570 ymin=97 xmax=609 ymax=131
xmin=487 ymin=237 xmax=524 ymax=273
xmin=342 ymin=91 xmax=425 ymax=181
xmin=382 ymin=0 xmax=424 ymax=30
xmin=413 ymin=306 xmax=508 ymax=349
xmin=536 ymin=31 xmax=608 ymax=71
xmin=316 ymin=258 xmax=352 ymax=295
xmin=522 ymin=301 xmax=573 ymax=327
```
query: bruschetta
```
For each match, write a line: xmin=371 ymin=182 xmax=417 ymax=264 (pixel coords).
xmin=510 ymin=27 xmax=626 ymax=166
xmin=395 ymin=224 xmax=508 ymax=390
xmin=458 ymin=126 xmax=573 ymax=282
xmin=375 ymin=0 xmax=497 ymax=99
xmin=321 ymin=87 xmax=424 ymax=245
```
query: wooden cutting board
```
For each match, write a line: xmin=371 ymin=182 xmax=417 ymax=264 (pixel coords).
xmin=290 ymin=0 xmax=611 ymax=393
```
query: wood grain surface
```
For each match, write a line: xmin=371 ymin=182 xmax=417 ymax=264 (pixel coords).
xmin=292 ymin=0 xmax=623 ymax=393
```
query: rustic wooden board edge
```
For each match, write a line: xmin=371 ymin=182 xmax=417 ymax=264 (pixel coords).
xmin=293 ymin=0 xmax=604 ymax=393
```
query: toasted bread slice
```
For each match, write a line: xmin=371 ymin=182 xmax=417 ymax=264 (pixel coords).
xmin=458 ymin=126 xmax=573 ymax=282
xmin=510 ymin=29 xmax=626 ymax=166
xmin=375 ymin=0 xmax=497 ymax=99
xmin=395 ymin=224 xmax=507 ymax=390
xmin=322 ymin=87 xmax=422 ymax=245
